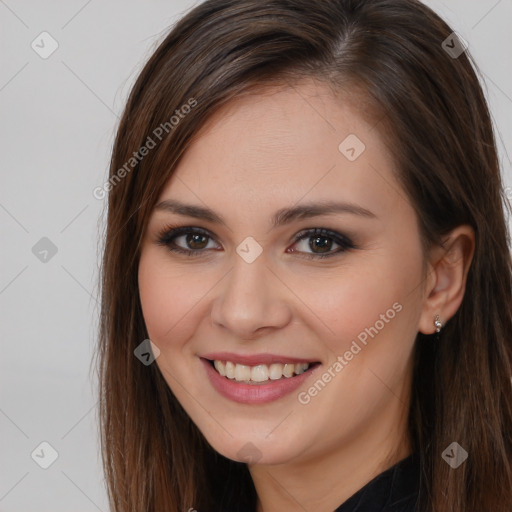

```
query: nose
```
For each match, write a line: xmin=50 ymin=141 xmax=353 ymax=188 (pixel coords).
xmin=210 ymin=251 xmax=292 ymax=340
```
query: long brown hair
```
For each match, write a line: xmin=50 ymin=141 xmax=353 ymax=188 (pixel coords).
xmin=94 ymin=0 xmax=512 ymax=510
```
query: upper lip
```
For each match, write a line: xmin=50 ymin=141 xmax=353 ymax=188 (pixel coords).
xmin=201 ymin=352 xmax=319 ymax=366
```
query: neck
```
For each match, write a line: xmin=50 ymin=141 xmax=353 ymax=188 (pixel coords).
xmin=250 ymin=399 xmax=412 ymax=512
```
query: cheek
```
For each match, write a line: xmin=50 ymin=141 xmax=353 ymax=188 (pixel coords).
xmin=303 ymin=248 xmax=424 ymax=359
xmin=294 ymin=255 xmax=422 ymax=428
xmin=137 ymin=250 xmax=205 ymax=344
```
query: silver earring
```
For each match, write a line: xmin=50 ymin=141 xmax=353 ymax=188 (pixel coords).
xmin=434 ymin=314 xmax=443 ymax=333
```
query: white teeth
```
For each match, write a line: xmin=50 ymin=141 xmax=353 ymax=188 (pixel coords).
xmin=269 ymin=363 xmax=283 ymax=380
xmin=234 ymin=364 xmax=251 ymax=382
xmin=295 ymin=362 xmax=309 ymax=375
xmin=282 ymin=363 xmax=294 ymax=378
xmin=212 ymin=360 xmax=312 ymax=382
xmin=251 ymin=365 xmax=269 ymax=382
xmin=225 ymin=361 xmax=235 ymax=379
xmin=214 ymin=360 xmax=226 ymax=376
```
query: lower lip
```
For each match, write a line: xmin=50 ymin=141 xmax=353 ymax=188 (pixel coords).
xmin=201 ymin=358 xmax=318 ymax=404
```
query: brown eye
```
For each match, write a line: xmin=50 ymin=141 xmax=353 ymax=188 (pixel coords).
xmin=157 ymin=226 xmax=219 ymax=256
xmin=308 ymin=235 xmax=334 ymax=254
xmin=185 ymin=233 xmax=209 ymax=250
xmin=289 ymin=228 xmax=355 ymax=259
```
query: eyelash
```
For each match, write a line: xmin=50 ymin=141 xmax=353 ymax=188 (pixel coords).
xmin=155 ymin=225 xmax=356 ymax=260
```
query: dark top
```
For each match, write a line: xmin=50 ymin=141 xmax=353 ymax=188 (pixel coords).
xmin=334 ymin=453 xmax=420 ymax=512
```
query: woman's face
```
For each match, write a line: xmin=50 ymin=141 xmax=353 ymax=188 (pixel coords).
xmin=138 ymin=80 xmax=429 ymax=466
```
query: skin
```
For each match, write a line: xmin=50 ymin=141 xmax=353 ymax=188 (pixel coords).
xmin=138 ymin=79 xmax=474 ymax=512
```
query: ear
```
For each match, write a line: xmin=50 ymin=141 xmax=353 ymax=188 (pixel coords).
xmin=418 ymin=225 xmax=475 ymax=335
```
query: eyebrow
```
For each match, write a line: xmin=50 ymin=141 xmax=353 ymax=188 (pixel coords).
xmin=154 ymin=199 xmax=376 ymax=228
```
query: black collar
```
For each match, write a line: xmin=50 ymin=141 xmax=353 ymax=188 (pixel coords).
xmin=334 ymin=453 xmax=420 ymax=512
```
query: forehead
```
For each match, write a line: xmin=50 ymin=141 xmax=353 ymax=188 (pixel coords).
xmin=157 ymin=80 xmax=405 ymax=223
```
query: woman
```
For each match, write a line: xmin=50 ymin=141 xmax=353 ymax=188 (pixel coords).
xmin=95 ymin=0 xmax=512 ymax=510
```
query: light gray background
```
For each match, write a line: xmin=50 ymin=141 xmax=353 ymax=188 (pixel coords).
xmin=0 ymin=1 xmax=510 ymax=510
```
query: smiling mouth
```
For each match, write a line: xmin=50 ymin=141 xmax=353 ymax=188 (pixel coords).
xmin=206 ymin=359 xmax=321 ymax=385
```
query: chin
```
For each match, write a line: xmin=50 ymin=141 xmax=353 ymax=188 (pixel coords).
xmin=202 ymin=429 xmax=303 ymax=466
